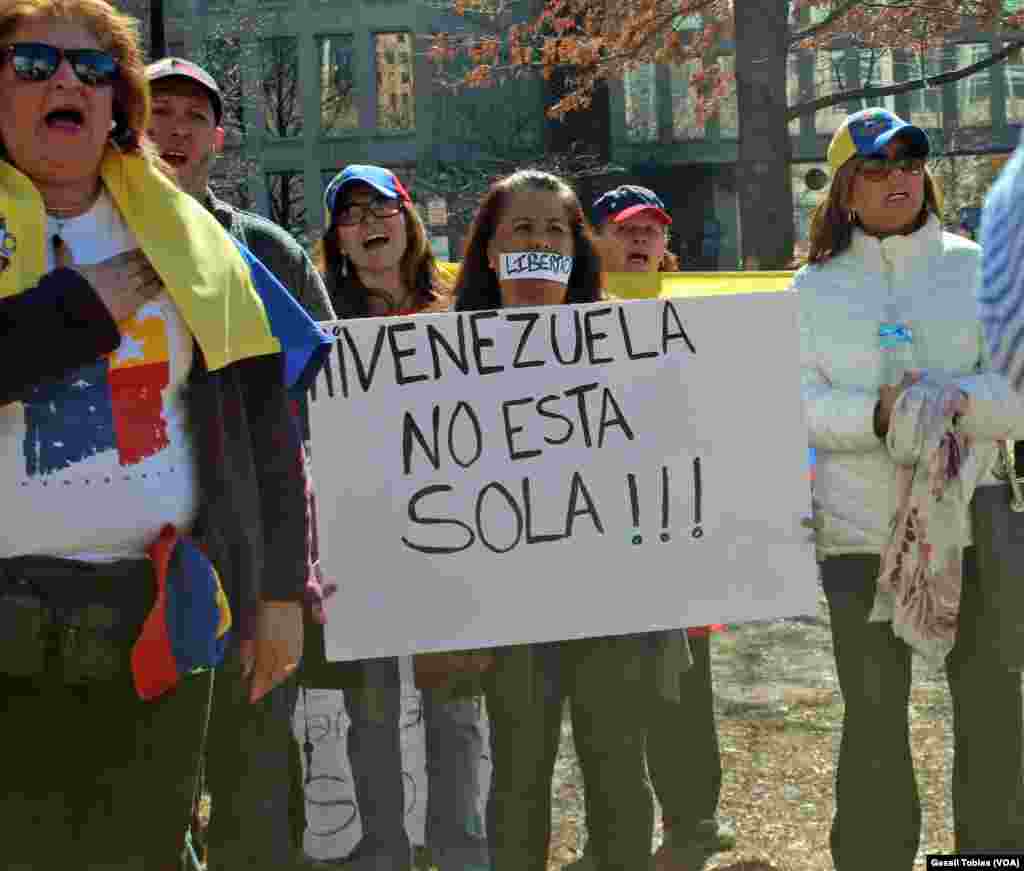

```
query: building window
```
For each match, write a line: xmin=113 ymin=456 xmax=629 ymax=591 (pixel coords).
xmin=814 ymin=49 xmax=849 ymax=135
xmin=200 ymin=37 xmax=243 ymax=139
xmin=319 ymin=34 xmax=358 ymax=136
xmin=715 ymin=54 xmax=739 ymax=139
xmin=624 ymin=63 xmax=657 ymax=143
xmin=787 ymin=53 xmax=802 ymax=136
xmin=266 ymin=171 xmax=307 ymax=244
xmin=375 ymin=32 xmax=415 ymax=131
xmin=669 ymin=60 xmax=703 ymax=141
xmin=855 ymin=48 xmax=895 ymax=113
xmin=906 ymin=48 xmax=944 ymax=128
xmin=956 ymin=43 xmax=991 ymax=126
xmin=260 ymin=36 xmax=302 ymax=139
xmin=1005 ymin=55 xmax=1024 ymax=125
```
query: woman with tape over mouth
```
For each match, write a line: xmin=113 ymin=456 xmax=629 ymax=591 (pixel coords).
xmin=454 ymin=168 xmax=691 ymax=871
xmin=308 ymin=163 xmax=491 ymax=871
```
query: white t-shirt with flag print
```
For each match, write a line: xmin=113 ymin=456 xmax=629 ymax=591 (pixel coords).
xmin=0 ymin=190 xmax=199 ymax=561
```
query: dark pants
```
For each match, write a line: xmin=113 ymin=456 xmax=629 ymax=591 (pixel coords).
xmin=823 ymin=549 xmax=1024 ymax=870
xmin=0 ymin=669 xmax=212 ymax=869
xmin=205 ymin=650 xmax=301 ymax=869
xmin=485 ymin=637 xmax=653 ymax=871
xmin=647 ymin=632 xmax=722 ymax=837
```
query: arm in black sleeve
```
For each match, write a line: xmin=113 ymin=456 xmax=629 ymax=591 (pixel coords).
xmin=239 ymin=351 xmax=309 ymax=602
xmin=0 ymin=268 xmax=120 ymax=405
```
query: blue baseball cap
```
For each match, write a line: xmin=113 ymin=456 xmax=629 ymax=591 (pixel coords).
xmin=324 ymin=165 xmax=411 ymax=222
xmin=591 ymin=185 xmax=672 ymax=227
xmin=828 ymin=107 xmax=930 ymax=174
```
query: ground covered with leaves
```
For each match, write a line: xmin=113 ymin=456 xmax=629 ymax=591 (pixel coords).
xmin=547 ymin=592 xmax=957 ymax=871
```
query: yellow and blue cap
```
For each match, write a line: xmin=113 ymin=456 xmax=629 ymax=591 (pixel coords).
xmin=324 ymin=164 xmax=411 ymax=225
xmin=827 ymin=107 xmax=929 ymax=174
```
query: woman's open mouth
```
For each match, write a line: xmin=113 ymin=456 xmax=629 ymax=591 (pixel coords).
xmin=44 ymin=107 xmax=85 ymax=134
xmin=161 ymin=150 xmax=189 ymax=167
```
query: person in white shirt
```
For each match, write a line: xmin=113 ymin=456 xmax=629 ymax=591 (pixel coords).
xmin=796 ymin=107 xmax=1024 ymax=869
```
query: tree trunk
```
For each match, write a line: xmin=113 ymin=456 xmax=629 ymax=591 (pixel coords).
xmin=733 ymin=0 xmax=794 ymax=269
xmin=150 ymin=0 xmax=166 ymax=61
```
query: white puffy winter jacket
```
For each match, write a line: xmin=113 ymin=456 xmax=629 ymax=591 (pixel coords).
xmin=796 ymin=214 xmax=1024 ymax=559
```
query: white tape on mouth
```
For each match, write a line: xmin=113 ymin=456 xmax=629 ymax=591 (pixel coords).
xmin=499 ymin=251 xmax=573 ymax=285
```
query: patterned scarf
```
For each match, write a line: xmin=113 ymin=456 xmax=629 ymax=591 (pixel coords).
xmin=871 ymin=378 xmax=997 ymax=661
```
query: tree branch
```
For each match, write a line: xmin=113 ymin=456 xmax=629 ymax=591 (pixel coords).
xmin=788 ymin=37 xmax=1024 ymax=119
xmin=788 ymin=0 xmax=865 ymax=45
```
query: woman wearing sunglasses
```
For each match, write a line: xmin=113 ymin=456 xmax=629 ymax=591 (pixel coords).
xmin=796 ymin=107 xmax=1024 ymax=868
xmin=308 ymin=164 xmax=490 ymax=871
xmin=0 ymin=0 xmax=325 ymax=867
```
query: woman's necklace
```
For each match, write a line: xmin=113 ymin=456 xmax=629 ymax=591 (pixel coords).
xmin=46 ymin=186 xmax=103 ymax=265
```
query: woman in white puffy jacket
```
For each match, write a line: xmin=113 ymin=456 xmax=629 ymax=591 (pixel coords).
xmin=796 ymin=107 xmax=1024 ymax=869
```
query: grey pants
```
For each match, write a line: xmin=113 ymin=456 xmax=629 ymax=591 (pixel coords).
xmin=344 ymin=656 xmax=489 ymax=871
xmin=647 ymin=632 xmax=722 ymax=838
xmin=822 ymin=548 xmax=1024 ymax=870
xmin=485 ymin=637 xmax=654 ymax=871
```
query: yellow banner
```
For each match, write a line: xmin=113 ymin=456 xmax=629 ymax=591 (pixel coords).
xmin=606 ymin=271 xmax=796 ymax=299
xmin=438 ymin=265 xmax=795 ymax=300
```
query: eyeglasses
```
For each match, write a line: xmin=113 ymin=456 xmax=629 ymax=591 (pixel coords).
xmin=1 ymin=42 xmax=120 ymax=87
xmin=856 ymin=156 xmax=926 ymax=182
xmin=334 ymin=198 xmax=402 ymax=226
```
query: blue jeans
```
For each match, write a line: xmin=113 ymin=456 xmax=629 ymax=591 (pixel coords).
xmin=344 ymin=657 xmax=489 ymax=871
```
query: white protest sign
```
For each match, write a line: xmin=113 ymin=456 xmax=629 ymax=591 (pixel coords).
xmin=310 ymin=294 xmax=816 ymax=662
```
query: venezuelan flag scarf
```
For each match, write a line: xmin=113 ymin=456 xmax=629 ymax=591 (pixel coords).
xmin=0 ymin=150 xmax=331 ymax=699
xmin=0 ymin=149 xmax=329 ymax=385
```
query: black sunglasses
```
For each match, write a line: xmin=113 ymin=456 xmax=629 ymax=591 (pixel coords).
xmin=856 ymin=156 xmax=926 ymax=182
xmin=334 ymin=198 xmax=402 ymax=226
xmin=2 ymin=42 xmax=119 ymax=87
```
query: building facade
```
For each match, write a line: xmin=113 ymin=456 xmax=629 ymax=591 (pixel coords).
xmin=164 ymin=0 xmax=1024 ymax=266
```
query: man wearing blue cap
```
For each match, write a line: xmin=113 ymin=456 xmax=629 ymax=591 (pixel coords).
xmin=146 ymin=58 xmax=336 ymax=871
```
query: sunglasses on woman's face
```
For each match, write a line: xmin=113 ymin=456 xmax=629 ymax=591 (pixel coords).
xmin=335 ymin=198 xmax=402 ymax=226
xmin=856 ymin=156 xmax=926 ymax=182
xmin=1 ymin=42 xmax=120 ymax=87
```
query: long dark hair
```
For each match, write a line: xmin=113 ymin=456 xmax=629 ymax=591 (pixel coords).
xmin=313 ymin=180 xmax=447 ymax=318
xmin=454 ymin=170 xmax=603 ymax=312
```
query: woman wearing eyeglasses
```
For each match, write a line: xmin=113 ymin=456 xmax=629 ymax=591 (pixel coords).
xmin=309 ymin=164 xmax=490 ymax=871
xmin=0 ymin=0 xmax=327 ymax=867
xmin=796 ymin=108 xmax=1024 ymax=869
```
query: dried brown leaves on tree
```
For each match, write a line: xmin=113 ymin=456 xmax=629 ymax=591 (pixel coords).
xmin=432 ymin=0 xmax=1024 ymax=122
